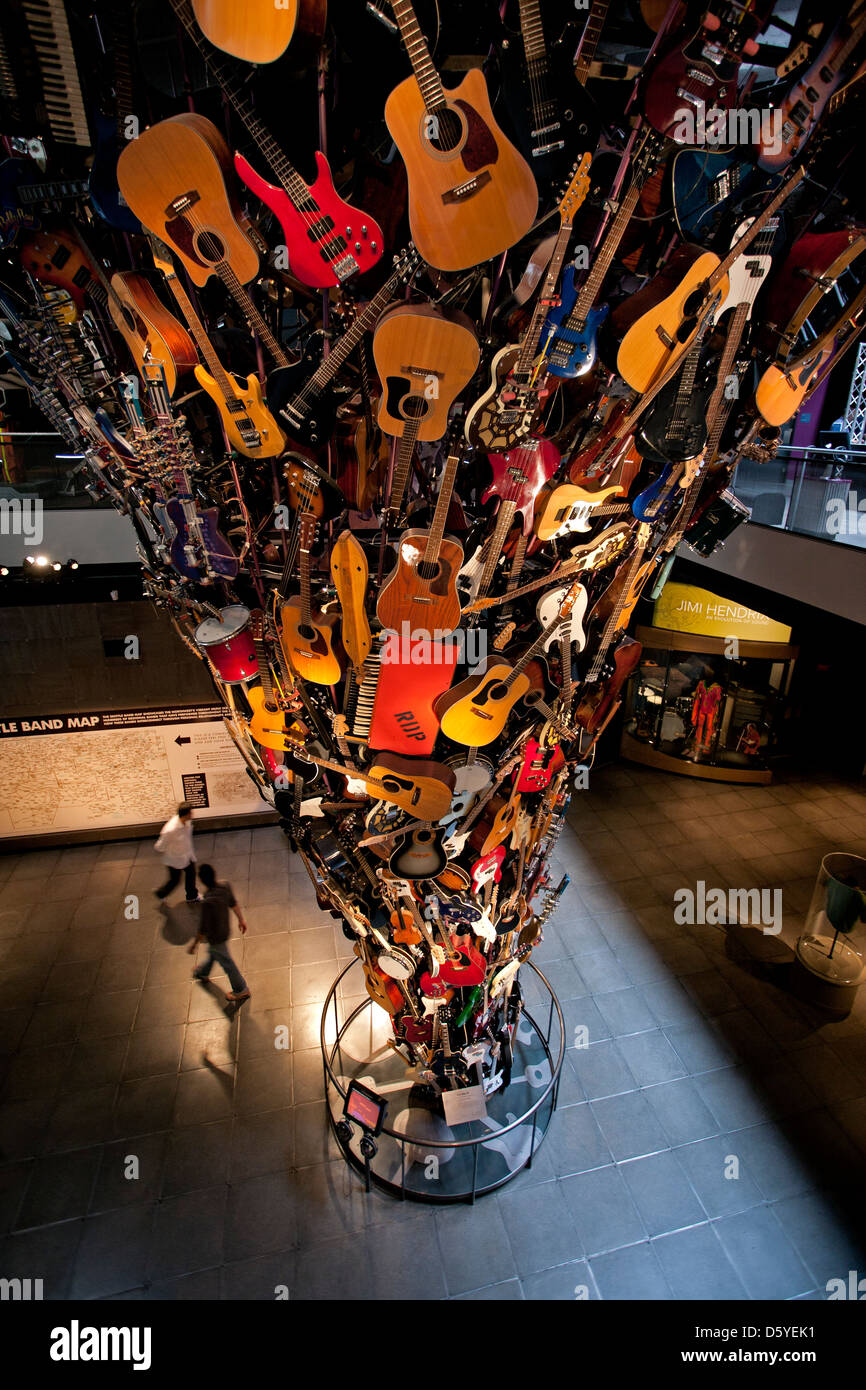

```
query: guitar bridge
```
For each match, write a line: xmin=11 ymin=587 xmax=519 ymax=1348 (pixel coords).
xmin=332 ymin=253 xmax=359 ymax=282
xmin=441 ymin=170 xmax=492 ymax=205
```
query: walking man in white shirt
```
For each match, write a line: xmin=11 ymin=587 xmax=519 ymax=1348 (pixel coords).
xmin=154 ymin=802 xmax=198 ymax=902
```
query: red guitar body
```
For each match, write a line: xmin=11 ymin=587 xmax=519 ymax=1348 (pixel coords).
xmin=434 ymin=938 xmax=486 ymax=988
xmin=576 ymin=635 xmax=643 ymax=735
xmin=234 ymin=150 xmax=385 ymax=289
xmin=483 ymin=436 xmax=560 ymax=534
xmin=516 ymin=738 xmax=566 ymax=792
xmin=470 ymin=846 xmax=506 ymax=893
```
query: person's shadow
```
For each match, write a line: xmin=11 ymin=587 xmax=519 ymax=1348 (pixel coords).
xmin=159 ymin=899 xmax=202 ymax=945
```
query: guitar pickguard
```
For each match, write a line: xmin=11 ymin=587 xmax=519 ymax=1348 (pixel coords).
xmin=454 ymin=100 xmax=499 ymax=173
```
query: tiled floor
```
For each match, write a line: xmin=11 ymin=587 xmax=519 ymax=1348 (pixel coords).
xmin=1 ymin=764 xmax=865 ymax=1300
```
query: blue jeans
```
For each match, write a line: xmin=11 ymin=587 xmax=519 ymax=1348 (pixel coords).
xmin=194 ymin=942 xmax=247 ymax=993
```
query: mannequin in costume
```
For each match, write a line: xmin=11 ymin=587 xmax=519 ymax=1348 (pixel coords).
xmin=691 ymin=678 xmax=723 ymax=749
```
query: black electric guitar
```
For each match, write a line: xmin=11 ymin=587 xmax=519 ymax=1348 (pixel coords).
xmin=496 ymin=0 xmax=606 ymax=188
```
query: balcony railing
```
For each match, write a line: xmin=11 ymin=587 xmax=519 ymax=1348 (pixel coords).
xmin=732 ymin=446 xmax=866 ymax=552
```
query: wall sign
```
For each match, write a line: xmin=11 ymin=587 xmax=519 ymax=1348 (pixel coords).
xmin=653 ymin=583 xmax=792 ymax=643
xmin=0 ymin=705 xmax=265 ymax=839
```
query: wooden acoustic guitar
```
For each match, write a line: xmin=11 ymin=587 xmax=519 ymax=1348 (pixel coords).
xmin=384 ymin=0 xmax=538 ymax=271
xmin=189 ymin=0 xmax=326 ymax=65
xmin=372 ymin=302 xmax=480 ymax=528
xmin=377 ymin=449 xmax=464 ymax=634
xmin=107 ymin=273 xmax=197 ymax=398
xmin=278 ymin=512 xmax=344 ymax=685
xmin=245 ymin=610 xmax=307 ymax=752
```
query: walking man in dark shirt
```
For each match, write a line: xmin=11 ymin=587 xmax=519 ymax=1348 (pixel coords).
xmin=188 ymin=863 xmax=250 ymax=1001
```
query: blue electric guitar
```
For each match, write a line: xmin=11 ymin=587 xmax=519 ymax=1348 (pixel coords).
xmin=540 ymin=130 xmax=662 ymax=378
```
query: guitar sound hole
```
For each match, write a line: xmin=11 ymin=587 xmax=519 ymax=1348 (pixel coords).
xmin=121 ymin=307 xmax=136 ymax=332
xmin=402 ymin=395 xmax=429 ymax=420
xmin=298 ymin=624 xmax=316 ymax=641
xmin=425 ymin=106 xmax=464 ymax=154
xmin=194 ymin=229 xmax=226 ymax=265
xmin=416 ymin=560 xmax=440 ymax=581
xmin=490 ymin=682 xmax=509 ymax=700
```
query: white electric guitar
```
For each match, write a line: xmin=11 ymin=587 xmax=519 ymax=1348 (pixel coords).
xmin=535 ymin=582 xmax=589 ymax=653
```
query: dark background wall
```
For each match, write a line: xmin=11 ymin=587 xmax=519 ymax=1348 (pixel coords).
xmin=0 ymin=601 xmax=217 ymax=716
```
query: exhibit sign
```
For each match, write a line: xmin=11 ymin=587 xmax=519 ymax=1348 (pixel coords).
xmin=0 ymin=705 xmax=265 ymax=838
xmin=653 ymin=583 xmax=792 ymax=643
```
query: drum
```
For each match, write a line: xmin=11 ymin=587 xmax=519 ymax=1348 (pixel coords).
xmin=686 ymin=490 xmax=751 ymax=558
xmin=194 ymin=604 xmax=258 ymax=683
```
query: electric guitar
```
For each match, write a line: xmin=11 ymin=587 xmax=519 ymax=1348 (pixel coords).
xmin=278 ymin=512 xmax=344 ymax=685
xmin=384 ymin=0 xmax=538 ymax=272
xmin=496 ymin=0 xmax=604 ymax=185
xmin=540 ymin=130 xmax=663 ymax=379
xmin=169 ymin=0 xmax=383 ymax=288
xmin=532 ymin=476 xmax=626 ymax=541
xmin=757 ymin=11 xmax=866 ymax=171
xmin=458 ymin=436 xmax=560 ymax=602
xmin=148 ymin=235 xmax=286 ymax=459
xmin=278 ymin=247 xmax=420 ymax=438
xmin=464 ymin=156 xmax=591 ymax=450
xmin=246 ymin=610 xmax=306 ymax=751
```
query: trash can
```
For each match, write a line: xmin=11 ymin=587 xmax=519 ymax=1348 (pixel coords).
xmin=794 ymin=854 xmax=866 ymax=1015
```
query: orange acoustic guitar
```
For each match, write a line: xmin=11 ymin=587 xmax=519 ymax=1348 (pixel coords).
xmin=372 ymin=302 xmax=480 ymax=529
xmin=377 ymin=450 xmax=464 ymax=635
xmin=278 ymin=512 xmax=344 ymax=685
xmin=384 ymin=0 xmax=538 ymax=271
xmin=108 ymin=273 xmax=197 ymax=398
xmin=189 ymin=0 xmax=326 ymax=65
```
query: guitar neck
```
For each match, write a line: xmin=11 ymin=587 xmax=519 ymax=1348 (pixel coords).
xmin=708 ymin=167 xmax=805 ymax=292
xmin=703 ymin=301 xmax=750 ymax=463
xmin=518 ymin=0 xmax=547 ymax=63
xmin=476 ymin=500 xmax=517 ymax=601
xmin=251 ymin=626 xmax=279 ymax=709
xmin=298 ymin=530 xmax=314 ymax=631
xmin=587 ymin=533 xmax=647 ymax=681
xmin=391 ymin=0 xmax=447 ymax=112
xmin=169 ymin=0 xmax=313 ymax=213
xmin=424 ymin=451 xmax=460 ymax=567
xmin=215 ymin=260 xmax=289 ymax=367
xmin=574 ymin=0 xmax=611 ymax=86
xmin=304 ymin=258 xmax=416 ymax=400
xmin=569 ymin=179 xmax=642 ymax=325
xmin=154 ymin=253 xmax=239 ymax=406
xmin=385 ymin=415 xmax=421 ymax=519
xmin=517 ymin=213 xmax=576 ymax=374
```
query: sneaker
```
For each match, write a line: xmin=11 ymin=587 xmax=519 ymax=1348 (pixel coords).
xmin=192 ymin=972 xmax=208 ymax=983
xmin=227 ymin=989 xmax=251 ymax=1001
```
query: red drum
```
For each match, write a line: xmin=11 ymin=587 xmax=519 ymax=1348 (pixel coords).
xmin=194 ymin=605 xmax=258 ymax=683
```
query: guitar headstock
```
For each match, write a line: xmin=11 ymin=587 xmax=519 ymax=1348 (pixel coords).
xmin=297 ymin=511 xmax=319 ymax=553
xmin=147 ymin=234 xmax=176 ymax=279
xmin=248 ymin=609 xmax=265 ymax=643
xmin=558 ymin=153 xmax=592 ymax=225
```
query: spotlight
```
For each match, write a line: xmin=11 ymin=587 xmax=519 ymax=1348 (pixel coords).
xmin=67 ymin=559 xmax=79 ymax=570
xmin=52 ymin=562 xmax=61 ymax=571
xmin=0 ymin=567 xmax=7 ymax=576
xmin=24 ymin=555 xmax=35 ymax=566
xmin=34 ymin=555 xmax=49 ymax=567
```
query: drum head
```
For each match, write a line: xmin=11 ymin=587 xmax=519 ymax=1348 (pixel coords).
xmin=377 ymin=950 xmax=414 ymax=981
xmin=195 ymin=604 xmax=251 ymax=648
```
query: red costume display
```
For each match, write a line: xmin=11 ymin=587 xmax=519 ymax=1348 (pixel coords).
xmin=691 ymin=680 xmax=723 ymax=748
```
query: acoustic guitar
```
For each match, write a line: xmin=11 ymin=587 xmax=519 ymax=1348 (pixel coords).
xmin=107 ymin=272 xmax=197 ymax=399
xmin=377 ymin=449 xmax=464 ymax=635
xmin=278 ymin=512 xmax=344 ymax=685
xmin=189 ymin=0 xmax=326 ymax=65
xmin=384 ymin=0 xmax=538 ymax=272
xmin=330 ymin=529 xmax=372 ymax=678
xmin=246 ymin=610 xmax=307 ymax=752
xmin=372 ymin=302 xmax=480 ymax=529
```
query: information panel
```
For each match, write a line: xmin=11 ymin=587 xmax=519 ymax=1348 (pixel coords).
xmin=0 ymin=705 xmax=265 ymax=838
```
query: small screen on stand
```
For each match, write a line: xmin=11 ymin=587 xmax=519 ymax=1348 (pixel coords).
xmin=344 ymin=1080 xmax=386 ymax=1135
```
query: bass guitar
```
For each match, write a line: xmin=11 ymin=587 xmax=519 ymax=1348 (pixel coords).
xmin=169 ymin=0 xmax=383 ymax=288
xmin=148 ymin=236 xmax=286 ymax=459
xmin=464 ymin=156 xmax=591 ymax=450
xmin=540 ymin=130 xmax=663 ymax=379
xmin=384 ymin=0 xmax=538 ymax=272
